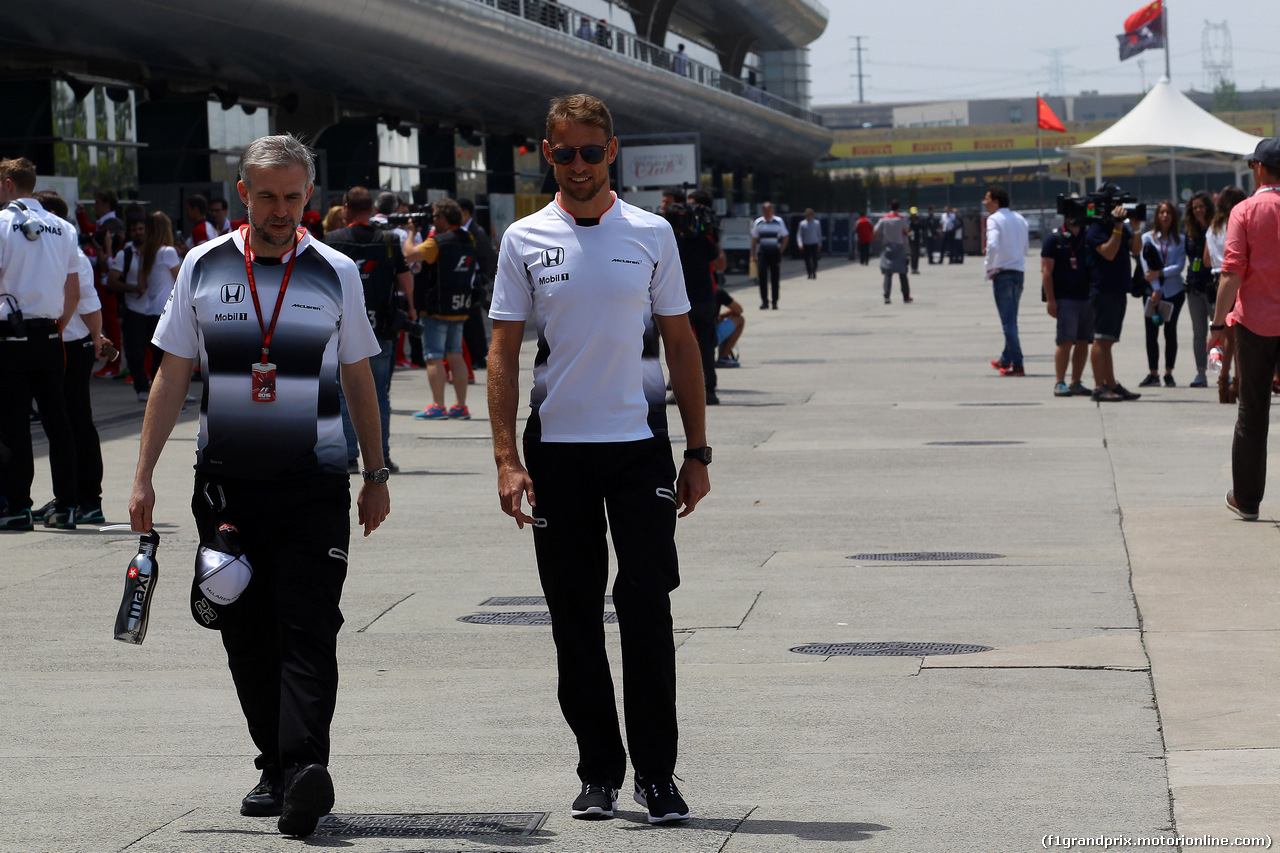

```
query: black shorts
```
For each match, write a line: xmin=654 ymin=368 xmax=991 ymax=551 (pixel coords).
xmin=1091 ymin=292 xmax=1128 ymax=342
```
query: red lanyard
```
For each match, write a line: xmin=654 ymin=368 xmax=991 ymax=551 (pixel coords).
xmin=240 ymin=225 xmax=299 ymax=364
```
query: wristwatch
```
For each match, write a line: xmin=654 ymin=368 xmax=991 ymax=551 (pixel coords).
xmin=683 ymin=446 xmax=713 ymax=465
xmin=361 ymin=467 xmax=391 ymax=484
xmin=1210 ymin=323 xmax=1226 ymax=331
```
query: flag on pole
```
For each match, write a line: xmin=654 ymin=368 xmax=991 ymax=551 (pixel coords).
xmin=1117 ymin=0 xmax=1165 ymax=61
xmin=1037 ymin=98 xmax=1066 ymax=133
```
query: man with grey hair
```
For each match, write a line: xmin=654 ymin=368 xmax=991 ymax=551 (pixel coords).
xmin=128 ymin=133 xmax=390 ymax=838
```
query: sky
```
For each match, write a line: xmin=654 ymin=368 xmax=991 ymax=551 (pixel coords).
xmin=806 ymin=1 xmax=1280 ymax=107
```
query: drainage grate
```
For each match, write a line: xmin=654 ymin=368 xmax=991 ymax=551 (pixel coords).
xmin=314 ymin=812 xmax=548 ymax=838
xmin=925 ymin=440 xmax=1025 ymax=446
xmin=848 ymin=552 xmax=1004 ymax=562
xmin=479 ymin=596 xmax=612 ymax=606
xmin=791 ymin=642 xmax=992 ymax=657
xmin=458 ymin=611 xmax=619 ymax=626
xmin=957 ymin=402 xmax=1043 ymax=407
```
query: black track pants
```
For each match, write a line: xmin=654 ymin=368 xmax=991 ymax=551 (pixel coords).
xmin=522 ymin=434 xmax=680 ymax=787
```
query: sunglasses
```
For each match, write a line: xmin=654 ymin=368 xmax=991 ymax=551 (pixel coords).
xmin=550 ymin=144 xmax=608 ymax=166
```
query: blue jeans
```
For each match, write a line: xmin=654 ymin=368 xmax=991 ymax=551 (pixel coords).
xmin=340 ymin=338 xmax=394 ymax=462
xmin=992 ymin=270 xmax=1024 ymax=367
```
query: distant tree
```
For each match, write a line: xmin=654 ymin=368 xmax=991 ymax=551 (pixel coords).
xmin=1213 ymin=79 xmax=1240 ymax=113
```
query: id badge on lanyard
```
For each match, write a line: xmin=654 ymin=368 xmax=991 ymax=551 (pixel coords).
xmin=241 ymin=225 xmax=299 ymax=402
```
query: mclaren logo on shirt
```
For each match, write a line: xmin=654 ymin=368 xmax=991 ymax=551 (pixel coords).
xmin=541 ymin=247 xmax=564 ymax=268
xmin=221 ymin=284 xmax=245 ymax=304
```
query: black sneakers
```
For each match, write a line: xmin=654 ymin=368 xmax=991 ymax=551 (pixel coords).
xmin=571 ymin=783 xmax=618 ymax=819
xmin=241 ymin=766 xmax=284 ymax=817
xmin=44 ymin=507 xmax=76 ymax=530
xmin=0 ymin=508 xmax=34 ymax=531
xmin=633 ymin=775 xmax=690 ymax=824
xmin=277 ymin=764 xmax=334 ymax=838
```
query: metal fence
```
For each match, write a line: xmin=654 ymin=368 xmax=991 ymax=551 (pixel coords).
xmin=474 ymin=0 xmax=823 ymax=127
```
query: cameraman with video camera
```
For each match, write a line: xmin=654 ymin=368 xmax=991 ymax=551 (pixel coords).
xmin=325 ymin=186 xmax=415 ymax=472
xmin=1082 ymin=185 xmax=1144 ymax=402
xmin=664 ymin=188 xmax=726 ymax=405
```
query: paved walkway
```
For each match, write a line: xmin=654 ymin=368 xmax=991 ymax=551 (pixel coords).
xmin=4 ymin=254 xmax=1277 ymax=852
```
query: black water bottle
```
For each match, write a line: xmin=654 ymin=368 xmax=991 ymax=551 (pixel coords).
xmin=114 ymin=530 xmax=160 ymax=645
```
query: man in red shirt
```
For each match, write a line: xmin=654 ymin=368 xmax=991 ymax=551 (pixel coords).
xmin=1209 ymin=138 xmax=1280 ymax=520
xmin=854 ymin=212 xmax=874 ymax=266
xmin=184 ymin=194 xmax=218 ymax=250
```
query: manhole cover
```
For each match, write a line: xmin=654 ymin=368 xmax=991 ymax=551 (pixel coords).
xmin=791 ymin=642 xmax=993 ymax=657
xmin=848 ymin=552 xmax=1004 ymax=562
xmin=957 ymin=402 xmax=1042 ymax=407
xmin=458 ymin=611 xmax=619 ymax=625
xmin=760 ymin=358 xmax=827 ymax=365
xmin=925 ymin=440 xmax=1025 ymax=446
xmin=480 ymin=596 xmax=612 ymax=606
xmin=314 ymin=812 xmax=548 ymax=838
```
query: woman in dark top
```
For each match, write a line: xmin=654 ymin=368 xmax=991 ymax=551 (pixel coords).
xmin=1183 ymin=191 xmax=1215 ymax=387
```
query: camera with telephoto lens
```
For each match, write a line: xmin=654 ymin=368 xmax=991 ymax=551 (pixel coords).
xmin=383 ymin=205 xmax=433 ymax=227
xmin=389 ymin=307 xmax=424 ymax=338
xmin=1057 ymin=184 xmax=1146 ymax=228
xmin=663 ymin=202 xmax=717 ymax=241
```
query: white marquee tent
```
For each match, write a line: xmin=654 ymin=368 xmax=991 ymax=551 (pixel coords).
xmin=1065 ymin=77 xmax=1263 ymax=195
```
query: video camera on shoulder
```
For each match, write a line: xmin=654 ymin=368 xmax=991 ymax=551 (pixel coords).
xmin=1057 ymin=184 xmax=1146 ymax=229
xmin=663 ymin=202 xmax=717 ymax=241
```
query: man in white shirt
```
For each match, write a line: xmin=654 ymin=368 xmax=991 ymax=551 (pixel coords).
xmin=796 ymin=208 xmax=823 ymax=279
xmin=488 ymin=92 xmax=708 ymax=826
xmin=0 ymin=157 xmax=82 ymax=530
xmin=983 ymin=185 xmax=1030 ymax=375
xmin=750 ymin=201 xmax=788 ymax=309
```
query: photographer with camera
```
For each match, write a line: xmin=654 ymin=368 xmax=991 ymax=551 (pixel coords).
xmin=325 ymin=186 xmax=415 ymax=472
xmin=664 ymin=188 xmax=725 ymax=404
xmin=0 ymin=157 xmax=81 ymax=531
xmin=1083 ymin=185 xmax=1145 ymax=401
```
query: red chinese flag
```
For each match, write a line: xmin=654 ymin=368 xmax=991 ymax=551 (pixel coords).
xmin=1124 ymin=0 xmax=1162 ymax=34
xmin=1037 ymin=98 xmax=1066 ymax=133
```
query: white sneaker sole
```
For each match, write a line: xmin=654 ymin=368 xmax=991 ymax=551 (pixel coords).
xmin=633 ymin=790 xmax=690 ymax=823
xmin=570 ymin=803 xmax=616 ymax=819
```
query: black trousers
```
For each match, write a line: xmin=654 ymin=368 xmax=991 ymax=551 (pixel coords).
xmin=463 ymin=299 xmax=489 ymax=366
xmin=121 ymin=309 xmax=163 ymax=392
xmin=0 ymin=328 xmax=77 ymax=511
xmin=1230 ymin=324 xmax=1280 ymax=514
xmin=858 ymin=242 xmax=870 ymax=265
xmin=523 ymin=434 xmax=680 ymax=787
xmin=63 ymin=336 xmax=103 ymax=509
xmin=1144 ymin=291 xmax=1186 ymax=372
xmin=689 ymin=301 xmax=719 ymax=393
xmin=757 ymin=247 xmax=782 ymax=307
xmin=192 ymin=473 xmax=351 ymax=775
xmin=802 ymin=244 xmax=820 ymax=277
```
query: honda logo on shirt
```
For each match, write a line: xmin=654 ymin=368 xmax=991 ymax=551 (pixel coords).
xmin=221 ymin=284 xmax=246 ymax=304
xmin=541 ymin=247 xmax=565 ymax=268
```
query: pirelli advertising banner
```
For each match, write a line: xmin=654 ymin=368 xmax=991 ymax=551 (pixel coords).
xmin=830 ymin=133 xmax=1097 ymax=161
xmin=618 ymin=144 xmax=699 ymax=188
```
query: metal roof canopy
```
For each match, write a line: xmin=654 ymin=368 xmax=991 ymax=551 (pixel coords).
xmin=1063 ymin=78 xmax=1261 ymax=194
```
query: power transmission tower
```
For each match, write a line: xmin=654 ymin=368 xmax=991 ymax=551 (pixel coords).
xmin=1038 ymin=48 xmax=1071 ymax=97
xmin=849 ymin=36 xmax=868 ymax=103
xmin=1201 ymin=20 xmax=1233 ymax=90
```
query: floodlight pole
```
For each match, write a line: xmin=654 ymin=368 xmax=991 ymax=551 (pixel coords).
xmin=1165 ymin=2 xmax=1176 ymax=201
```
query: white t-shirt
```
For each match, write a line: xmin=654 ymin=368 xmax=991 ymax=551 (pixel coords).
xmin=0 ymin=197 xmax=80 ymax=322
xmin=154 ymin=228 xmax=381 ymax=479
xmin=63 ymin=251 xmax=102 ymax=341
xmin=1207 ymin=225 xmax=1228 ymax=273
xmin=490 ymin=193 xmax=690 ymax=443
xmin=111 ymin=244 xmax=180 ymax=315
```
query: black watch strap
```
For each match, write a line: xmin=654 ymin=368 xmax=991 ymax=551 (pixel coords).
xmin=683 ymin=446 xmax=712 ymax=465
xmin=1210 ymin=323 xmax=1226 ymax=331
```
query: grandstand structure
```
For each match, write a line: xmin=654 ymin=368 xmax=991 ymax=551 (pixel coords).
xmin=1 ymin=0 xmax=830 ymax=231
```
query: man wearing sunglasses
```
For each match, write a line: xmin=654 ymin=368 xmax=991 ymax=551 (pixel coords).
xmin=488 ymin=93 xmax=709 ymax=826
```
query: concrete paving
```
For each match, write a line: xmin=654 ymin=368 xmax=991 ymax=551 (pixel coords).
xmin=3 ymin=252 xmax=1277 ymax=852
